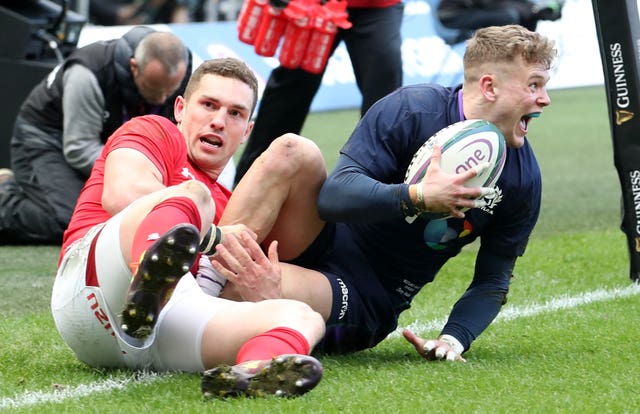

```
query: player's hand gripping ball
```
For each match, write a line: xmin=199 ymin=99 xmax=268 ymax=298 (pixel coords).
xmin=405 ymin=119 xmax=507 ymax=219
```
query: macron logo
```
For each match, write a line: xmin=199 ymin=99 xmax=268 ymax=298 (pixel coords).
xmin=181 ymin=168 xmax=195 ymax=180
xmin=337 ymin=278 xmax=349 ymax=319
xmin=146 ymin=233 xmax=160 ymax=241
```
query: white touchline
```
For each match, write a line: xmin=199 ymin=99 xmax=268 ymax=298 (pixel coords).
xmin=2 ymin=283 xmax=640 ymax=409
xmin=0 ymin=371 xmax=169 ymax=410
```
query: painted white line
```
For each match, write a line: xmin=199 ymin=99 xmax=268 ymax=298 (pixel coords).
xmin=0 ymin=371 xmax=168 ymax=410
xmin=394 ymin=282 xmax=640 ymax=337
xmin=3 ymin=283 xmax=639 ymax=409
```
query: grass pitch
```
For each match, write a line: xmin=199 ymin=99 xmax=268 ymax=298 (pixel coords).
xmin=3 ymin=85 xmax=640 ymax=413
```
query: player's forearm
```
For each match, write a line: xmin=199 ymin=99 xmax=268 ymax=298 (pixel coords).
xmin=317 ymin=155 xmax=415 ymax=222
xmin=440 ymin=282 xmax=509 ymax=351
xmin=441 ymin=252 xmax=514 ymax=350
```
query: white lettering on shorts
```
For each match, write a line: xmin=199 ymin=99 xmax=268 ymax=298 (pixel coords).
xmin=337 ymin=278 xmax=349 ymax=320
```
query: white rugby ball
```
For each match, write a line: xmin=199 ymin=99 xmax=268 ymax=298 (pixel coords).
xmin=405 ymin=119 xmax=506 ymax=217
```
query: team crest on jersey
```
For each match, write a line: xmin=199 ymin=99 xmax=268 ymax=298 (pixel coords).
xmin=479 ymin=185 xmax=503 ymax=215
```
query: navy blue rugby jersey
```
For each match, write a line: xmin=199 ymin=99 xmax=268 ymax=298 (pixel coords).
xmin=339 ymin=83 xmax=541 ymax=306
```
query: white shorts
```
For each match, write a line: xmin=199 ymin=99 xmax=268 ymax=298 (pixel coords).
xmin=51 ymin=208 xmax=231 ymax=372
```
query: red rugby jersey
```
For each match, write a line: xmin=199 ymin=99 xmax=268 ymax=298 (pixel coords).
xmin=60 ymin=115 xmax=231 ymax=260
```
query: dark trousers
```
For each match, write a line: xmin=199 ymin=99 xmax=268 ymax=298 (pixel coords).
xmin=438 ymin=1 xmax=538 ymax=34
xmin=234 ymin=3 xmax=405 ymax=185
xmin=0 ymin=117 xmax=85 ymax=244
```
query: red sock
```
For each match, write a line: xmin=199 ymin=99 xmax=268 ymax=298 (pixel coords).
xmin=236 ymin=327 xmax=311 ymax=363
xmin=129 ymin=196 xmax=201 ymax=272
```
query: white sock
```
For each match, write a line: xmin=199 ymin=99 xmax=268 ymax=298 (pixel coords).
xmin=195 ymin=255 xmax=226 ymax=297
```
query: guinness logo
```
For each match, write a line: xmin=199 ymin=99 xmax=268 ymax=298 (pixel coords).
xmin=635 ymin=236 xmax=640 ymax=252
xmin=616 ymin=109 xmax=634 ymax=125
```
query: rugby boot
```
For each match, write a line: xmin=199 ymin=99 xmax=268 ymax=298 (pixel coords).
xmin=201 ymin=354 xmax=323 ymax=398
xmin=121 ymin=224 xmax=200 ymax=339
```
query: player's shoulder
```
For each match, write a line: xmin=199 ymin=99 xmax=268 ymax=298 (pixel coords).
xmin=390 ymin=83 xmax=454 ymax=102
xmin=373 ymin=84 xmax=458 ymax=123
xmin=125 ymin=115 xmax=180 ymax=139
xmin=109 ymin=115 xmax=183 ymax=153
xmin=140 ymin=114 xmax=179 ymax=129
xmin=365 ymin=84 xmax=456 ymax=129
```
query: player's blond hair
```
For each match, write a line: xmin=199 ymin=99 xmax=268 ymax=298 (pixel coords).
xmin=463 ymin=24 xmax=557 ymax=83
xmin=184 ymin=58 xmax=259 ymax=117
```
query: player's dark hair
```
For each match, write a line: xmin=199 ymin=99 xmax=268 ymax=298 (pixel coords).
xmin=184 ymin=58 xmax=259 ymax=116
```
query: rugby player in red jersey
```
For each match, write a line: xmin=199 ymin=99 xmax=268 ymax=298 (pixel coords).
xmin=51 ymin=57 xmax=326 ymax=398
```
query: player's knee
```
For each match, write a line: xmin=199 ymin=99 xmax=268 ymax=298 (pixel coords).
xmin=264 ymin=134 xmax=325 ymax=179
xmin=280 ymin=299 xmax=326 ymax=340
xmin=171 ymin=181 xmax=215 ymax=219
xmin=173 ymin=180 xmax=210 ymax=202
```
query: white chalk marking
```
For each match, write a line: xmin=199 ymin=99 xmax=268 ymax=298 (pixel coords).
xmin=0 ymin=371 xmax=169 ymax=410
xmin=394 ymin=283 xmax=640 ymax=337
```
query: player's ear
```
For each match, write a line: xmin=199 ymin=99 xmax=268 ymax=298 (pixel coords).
xmin=174 ymin=95 xmax=185 ymax=123
xmin=479 ymin=74 xmax=496 ymax=101
xmin=241 ymin=120 xmax=254 ymax=145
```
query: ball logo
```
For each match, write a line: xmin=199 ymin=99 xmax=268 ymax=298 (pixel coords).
xmin=449 ymin=136 xmax=494 ymax=174
xmin=404 ymin=119 xmax=506 ymax=221
xmin=435 ymin=125 xmax=506 ymax=189
xmin=405 ymin=119 xmax=506 ymax=187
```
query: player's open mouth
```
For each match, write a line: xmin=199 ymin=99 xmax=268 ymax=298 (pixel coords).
xmin=200 ymin=136 xmax=222 ymax=148
xmin=520 ymin=112 xmax=541 ymax=133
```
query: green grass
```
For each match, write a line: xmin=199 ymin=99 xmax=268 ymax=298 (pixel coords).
xmin=2 ymin=85 xmax=638 ymax=413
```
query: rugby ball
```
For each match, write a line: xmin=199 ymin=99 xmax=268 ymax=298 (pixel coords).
xmin=405 ymin=119 xmax=506 ymax=217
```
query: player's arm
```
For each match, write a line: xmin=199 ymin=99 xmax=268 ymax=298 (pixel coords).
xmin=439 ymin=247 xmax=515 ymax=347
xmin=62 ymin=64 xmax=106 ymax=177
xmin=317 ymin=154 xmax=412 ymax=222
xmin=403 ymin=247 xmax=515 ymax=361
xmin=102 ymin=147 xmax=165 ymax=214
xmin=318 ymin=148 xmax=492 ymax=222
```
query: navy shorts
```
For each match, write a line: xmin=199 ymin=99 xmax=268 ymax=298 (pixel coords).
xmin=291 ymin=223 xmax=401 ymax=354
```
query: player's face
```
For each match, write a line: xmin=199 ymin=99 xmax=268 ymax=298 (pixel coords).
xmin=490 ymin=58 xmax=551 ymax=148
xmin=132 ymin=58 xmax=187 ymax=105
xmin=175 ymin=73 xmax=254 ymax=177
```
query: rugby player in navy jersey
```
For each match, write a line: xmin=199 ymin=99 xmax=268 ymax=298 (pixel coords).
xmin=217 ymin=24 xmax=557 ymax=362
